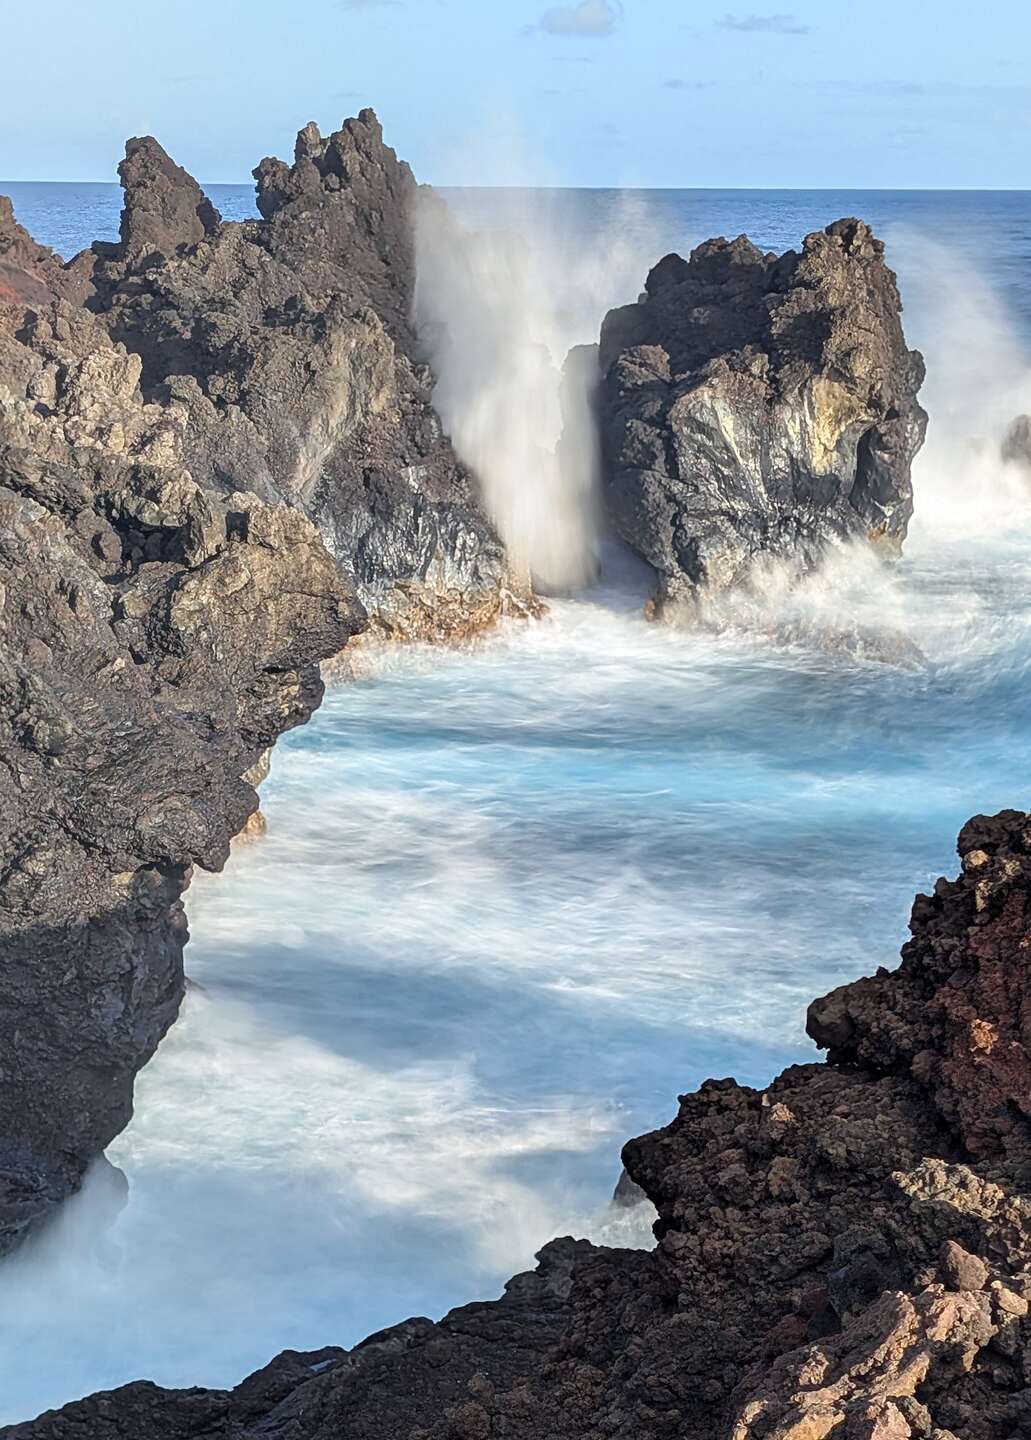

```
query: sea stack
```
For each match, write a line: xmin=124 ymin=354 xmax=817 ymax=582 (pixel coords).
xmin=598 ymin=219 xmax=928 ymax=619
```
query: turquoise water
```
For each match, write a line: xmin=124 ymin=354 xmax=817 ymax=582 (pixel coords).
xmin=1 ymin=183 xmax=1030 ymax=1419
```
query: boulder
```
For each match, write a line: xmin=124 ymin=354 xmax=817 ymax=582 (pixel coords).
xmin=117 ymin=136 xmax=221 ymax=263
xmin=1001 ymin=413 xmax=1031 ymax=470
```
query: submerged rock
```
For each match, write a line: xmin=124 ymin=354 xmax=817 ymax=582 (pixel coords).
xmin=1002 ymin=413 xmax=1031 ymax=471
xmin=13 ymin=811 xmax=1031 ymax=1437
xmin=598 ymin=220 xmax=928 ymax=619
xmin=0 ymin=273 xmax=363 ymax=1247
xmin=76 ymin=112 xmax=523 ymax=641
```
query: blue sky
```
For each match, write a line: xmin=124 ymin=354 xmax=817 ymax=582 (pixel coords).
xmin=2 ymin=0 xmax=1028 ymax=187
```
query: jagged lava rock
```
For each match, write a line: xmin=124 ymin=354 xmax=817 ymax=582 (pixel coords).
xmin=13 ymin=814 xmax=1031 ymax=1438
xmin=808 ymin=807 xmax=1031 ymax=1161
xmin=598 ymin=219 xmax=928 ymax=618
xmin=0 ymin=200 xmax=56 ymax=307
xmin=0 ymin=247 xmax=363 ymax=1245
xmin=117 ymin=136 xmax=221 ymax=263
xmin=78 ymin=112 xmax=521 ymax=640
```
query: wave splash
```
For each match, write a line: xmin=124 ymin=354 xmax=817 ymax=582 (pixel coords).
xmin=414 ymin=189 xmax=657 ymax=592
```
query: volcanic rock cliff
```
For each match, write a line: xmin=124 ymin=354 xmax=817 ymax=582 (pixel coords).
xmin=0 ymin=109 xmax=533 ymax=1246
xmin=598 ymin=219 xmax=928 ymax=619
xmin=12 ymin=810 xmax=1030 ymax=1438
xmin=0 ymin=201 xmax=364 ymax=1247
xmin=74 ymin=111 xmax=520 ymax=639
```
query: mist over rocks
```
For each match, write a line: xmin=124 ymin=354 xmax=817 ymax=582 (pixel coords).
xmin=13 ymin=812 xmax=1031 ymax=1438
xmin=0 ymin=221 xmax=363 ymax=1244
xmin=2 ymin=105 xmax=1029 ymax=1440
xmin=598 ymin=218 xmax=928 ymax=620
xmin=75 ymin=111 xmax=524 ymax=641
xmin=1002 ymin=413 xmax=1031 ymax=473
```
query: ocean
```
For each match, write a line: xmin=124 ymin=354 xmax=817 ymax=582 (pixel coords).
xmin=2 ymin=180 xmax=1030 ymax=1420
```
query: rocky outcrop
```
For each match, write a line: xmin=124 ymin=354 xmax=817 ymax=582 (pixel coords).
xmin=76 ymin=112 xmax=521 ymax=640
xmin=116 ymin=137 xmax=221 ymax=263
xmin=598 ymin=220 xmax=928 ymax=619
xmin=14 ymin=811 xmax=1031 ymax=1437
xmin=0 ymin=224 xmax=363 ymax=1246
xmin=0 ymin=105 xmax=534 ymax=1256
xmin=0 ymin=198 xmax=72 ymax=308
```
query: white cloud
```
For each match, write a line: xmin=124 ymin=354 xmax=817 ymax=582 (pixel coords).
xmin=717 ymin=12 xmax=811 ymax=34
xmin=539 ymin=0 xmax=622 ymax=38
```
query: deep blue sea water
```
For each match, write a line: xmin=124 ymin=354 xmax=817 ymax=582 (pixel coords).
xmin=2 ymin=179 xmax=1030 ymax=1419
xmin=6 ymin=181 xmax=1031 ymax=338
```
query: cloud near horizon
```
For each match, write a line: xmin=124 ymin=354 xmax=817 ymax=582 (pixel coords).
xmin=717 ymin=12 xmax=811 ymax=34
xmin=538 ymin=0 xmax=622 ymax=38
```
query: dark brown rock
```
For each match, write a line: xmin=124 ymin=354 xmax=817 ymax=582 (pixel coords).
xmin=0 ymin=197 xmax=60 ymax=306
xmin=79 ymin=111 xmax=524 ymax=641
xmin=117 ymin=137 xmax=221 ymax=264
xmin=598 ymin=219 xmax=928 ymax=619
xmin=1001 ymin=413 xmax=1031 ymax=471
xmin=939 ymin=1239 xmax=988 ymax=1292
xmin=807 ymin=808 xmax=1031 ymax=1160
xmin=0 ymin=281 xmax=363 ymax=1247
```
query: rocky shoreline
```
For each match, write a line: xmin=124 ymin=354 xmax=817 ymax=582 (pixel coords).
xmin=6 ymin=811 xmax=1029 ymax=1439
xmin=2 ymin=107 xmax=1022 ymax=1439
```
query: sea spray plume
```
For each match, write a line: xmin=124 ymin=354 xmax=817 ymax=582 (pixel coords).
xmin=886 ymin=229 xmax=1031 ymax=542
xmin=414 ymin=194 xmax=597 ymax=591
xmin=414 ymin=188 xmax=659 ymax=593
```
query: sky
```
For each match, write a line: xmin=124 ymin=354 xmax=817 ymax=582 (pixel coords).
xmin=1 ymin=0 xmax=1028 ymax=188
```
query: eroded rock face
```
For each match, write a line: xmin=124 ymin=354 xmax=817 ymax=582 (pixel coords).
xmin=598 ymin=220 xmax=928 ymax=619
xmin=14 ymin=812 xmax=1030 ymax=1438
xmin=77 ymin=112 xmax=520 ymax=640
xmin=0 ymin=245 xmax=363 ymax=1245
xmin=0 ymin=108 xmax=520 ymax=1258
